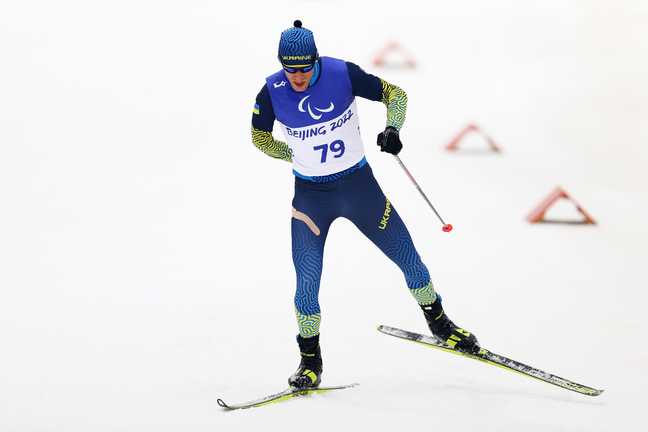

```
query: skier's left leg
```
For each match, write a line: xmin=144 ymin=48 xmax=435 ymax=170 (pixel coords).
xmin=341 ymin=165 xmax=479 ymax=353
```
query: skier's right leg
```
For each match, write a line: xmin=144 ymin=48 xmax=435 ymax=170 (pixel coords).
xmin=288 ymin=180 xmax=338 ymax=388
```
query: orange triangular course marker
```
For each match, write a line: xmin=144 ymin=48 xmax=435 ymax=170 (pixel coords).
xmin=526 ymin=186 xmax=596 ymax=224
xmin=372 ymin=41 xmax=416 ymax=69
xmin=445 ymin=123 xmax=501 ymax=152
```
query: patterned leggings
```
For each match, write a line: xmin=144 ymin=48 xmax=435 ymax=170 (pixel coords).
xmin=291 ymin=163 xmax=436 ymax=338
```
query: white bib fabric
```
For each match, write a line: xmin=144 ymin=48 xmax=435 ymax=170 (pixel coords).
xmin=279 ymin=100 xmax=364 ymax=177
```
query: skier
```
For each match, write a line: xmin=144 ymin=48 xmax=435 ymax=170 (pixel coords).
xmin=251 ymin=20 xmax=479 ymax=389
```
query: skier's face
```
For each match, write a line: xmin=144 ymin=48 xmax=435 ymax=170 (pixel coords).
xmin=284 ymin=69 xmax=314 ymax=92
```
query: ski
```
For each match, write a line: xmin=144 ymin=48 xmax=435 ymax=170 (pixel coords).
xmin=378 ymin=325 xmax=603 ymax=397
xmin=217 ymin=383 xmax=359 ymax=410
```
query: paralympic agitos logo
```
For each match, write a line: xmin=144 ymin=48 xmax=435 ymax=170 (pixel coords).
xmin=298 ymin=95 xmax=334 ymax=120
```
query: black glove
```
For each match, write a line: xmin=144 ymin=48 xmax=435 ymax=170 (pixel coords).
xmin=376 ymin=126 xmax=402 ymax=155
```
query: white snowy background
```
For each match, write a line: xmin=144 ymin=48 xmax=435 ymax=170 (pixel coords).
xmin=1 ymin=0 xmax=647 ymax=430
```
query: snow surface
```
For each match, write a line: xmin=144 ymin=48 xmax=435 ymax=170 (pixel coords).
xmin=1 ymin=1 xmax=647 ymax=430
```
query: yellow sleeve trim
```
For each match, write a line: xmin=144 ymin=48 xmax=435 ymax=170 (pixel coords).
xmin=251 ymin=127 xmax=293 ymax=162
xmin=380 ymin=79 xmax=408 ymax=131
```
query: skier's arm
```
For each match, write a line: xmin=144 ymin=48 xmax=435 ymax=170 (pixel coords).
xmin=251 ymin=128 xmax=293 ymax=162
xmin=251 ymin=85 xmax=293 ymax=162
xmin=346 ymin=61 xmax=408 ymax=131
xmin=380 ymin=79 xmax=407 ymax=132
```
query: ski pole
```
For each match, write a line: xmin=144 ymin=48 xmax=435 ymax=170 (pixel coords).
xmin=393 ymin=155 xmax=453 ymax=232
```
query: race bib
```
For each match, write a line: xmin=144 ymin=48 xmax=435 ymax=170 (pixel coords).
xmin=279 ymin=100 xmax=364 ymax=177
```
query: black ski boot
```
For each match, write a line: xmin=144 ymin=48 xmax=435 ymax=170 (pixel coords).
xmin=422 ymin=297 xmax=480 ymax=354
xmin=288 ymin=334 xmax=323 ymax=389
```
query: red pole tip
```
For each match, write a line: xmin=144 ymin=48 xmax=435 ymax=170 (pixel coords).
xmin=442 ymin=224 xmax=453 ymax=232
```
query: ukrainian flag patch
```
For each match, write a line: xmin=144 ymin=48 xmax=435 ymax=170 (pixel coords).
xmin=253 ymin=103 xmax=260 ymax=115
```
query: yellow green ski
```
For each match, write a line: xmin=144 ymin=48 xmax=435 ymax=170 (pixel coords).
xmin=217 ymin=383 xmax=358 ymax=410
xmin=378 ymin=325 xmax=603 ymax=397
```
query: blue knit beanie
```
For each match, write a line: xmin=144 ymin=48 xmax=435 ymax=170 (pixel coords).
xmin=278 ymin=20 xmax=318 ymax=67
